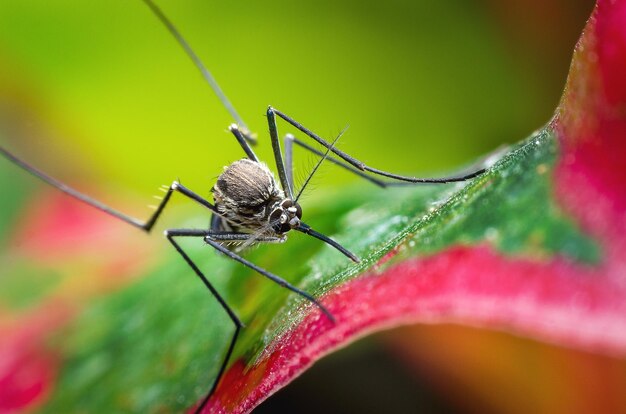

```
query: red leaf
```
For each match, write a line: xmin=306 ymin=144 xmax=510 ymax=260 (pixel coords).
xmin=0 ymin=303 xmax=71 ymax=413
xmin=203 ymin=1 xmax=626 ymax=412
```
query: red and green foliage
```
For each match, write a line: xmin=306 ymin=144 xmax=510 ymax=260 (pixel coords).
xmin=1 ymin=0 xmax=625 ymax=412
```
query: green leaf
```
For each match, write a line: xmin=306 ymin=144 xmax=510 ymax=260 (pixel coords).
xmin=3 ymin=1 xmax=626 ymax=413
xmin=2 ymin=124 xmax=602 ymax=413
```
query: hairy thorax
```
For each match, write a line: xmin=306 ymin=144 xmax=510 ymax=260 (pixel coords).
xmin=212 ymin=159 xmax=283 ymax=233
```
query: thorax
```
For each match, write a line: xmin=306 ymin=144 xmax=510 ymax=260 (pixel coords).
xmin=212 ymin=159 xmax=283 ymax=233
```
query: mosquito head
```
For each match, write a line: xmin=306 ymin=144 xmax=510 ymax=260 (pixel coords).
xmin=269 ymin=199 xmax=303 ymax=234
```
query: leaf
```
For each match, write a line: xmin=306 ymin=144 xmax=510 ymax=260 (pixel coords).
xmin=2 ymin=0 xmax=626 ymax=413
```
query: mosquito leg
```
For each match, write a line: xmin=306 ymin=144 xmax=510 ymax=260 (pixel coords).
xmin=205 ymin=237 xmax=334 ymax=321
xmin=0 ymin=148 xmax=218 ymax=233
xmin=203 ymin=233 xmax=334 ymax=322
xmin=266 ymin=108 xmax=294 ymax=199
xmin=293 ymin=128 xmax=346 ymax=202
xmin=143 ymin=181 xmax=218 ymax=231
xmin=193 ymin=325 xmax=239 ymax=414
xmin=166 ymin=227 xmax=335 ymax=410
xmin=208 ymin=232 xmax=285 ymax=243
xmin=284 ymin=134 xmax=295 ymax=192
xmin=268 ymin=107 xmax=486 ymax=184
xmin=228 ymin=124 xmax=258 ymax=162
xmin=288 ymin=135 xmax=494 ymax=188
xmin=284 ymin=134 xmax=388 ymax=188
xmin=166 ymin=229 xmax=334 ymax=321
xmin=164 ymin=230 xmax=243 ymax=414
xmin=140 ymin=0 xmax=253 ymax=141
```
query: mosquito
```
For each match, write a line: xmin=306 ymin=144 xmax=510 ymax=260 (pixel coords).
xmin=0 ymin=0 xmax=486 ymax=412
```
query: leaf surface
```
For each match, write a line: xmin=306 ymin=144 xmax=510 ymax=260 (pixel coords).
xmin=2 ymin=0 xmax=626 ymax=413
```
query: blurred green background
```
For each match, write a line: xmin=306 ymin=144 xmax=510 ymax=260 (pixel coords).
xmin=0 ymin=0 xmax=590 ymax=201
xmin=3 ymin=1 xmax=621 ymax=414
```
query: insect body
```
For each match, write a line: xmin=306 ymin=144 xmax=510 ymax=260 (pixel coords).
xmin=212 ymin=156 xmax=303 ymax=238
xmin=0 ymin=1 xmax=486 ymax=413
xmin=213 ymin=158 xmax=286 ymax=234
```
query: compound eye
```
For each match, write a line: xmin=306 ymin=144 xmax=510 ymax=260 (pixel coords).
xmin=269 ymin=208 xmax=291 ymax=234
xmin=273 ymin=221 xmax=291 ymax=234
xmin=280 ymin=199 xmax=294 ymax=209
xmin=269 ymin=208 xmax=282 ymax=224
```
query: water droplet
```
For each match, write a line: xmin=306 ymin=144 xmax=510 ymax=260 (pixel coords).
xmin=485 ymin=227 xmax=499 ymax=240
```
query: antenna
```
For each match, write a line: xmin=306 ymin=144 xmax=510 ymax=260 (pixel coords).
xmin=294 ymin=126 xmax=347 ymax=202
